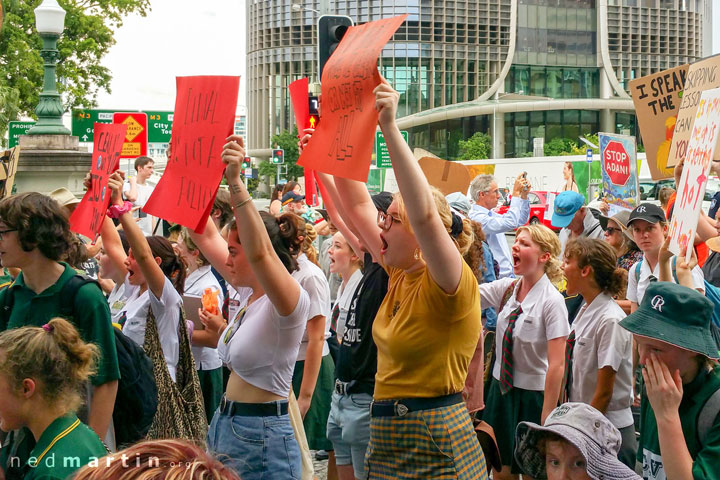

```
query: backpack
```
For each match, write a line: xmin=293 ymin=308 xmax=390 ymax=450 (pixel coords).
xmin=634 ymin=259 xmax=720 ymax=353
xmin=0 ymin=274 xmax=158 ymax=447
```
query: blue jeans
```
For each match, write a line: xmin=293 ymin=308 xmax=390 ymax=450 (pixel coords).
xmin=207 ymin=405 xmax=301 ymax=479
xmin=326 ymin=392 xmax=372 ymax=479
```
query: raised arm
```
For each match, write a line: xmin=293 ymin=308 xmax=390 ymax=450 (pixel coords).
xmin=108 ymin=171 xmax=166 ymax=299
xmin=375 ymin=79 xmax=462 ymax=293
xmin=187 ymin=214 xmax=234 ymax=284
xmin=222 ymin=135 xmax=301 ymax=316
xmin=99 ymin=215 xmax=127 ymax=284
xmin=315 ymin=172 xmax=363 ymax=258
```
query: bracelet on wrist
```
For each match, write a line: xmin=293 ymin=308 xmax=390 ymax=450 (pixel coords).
xmin=232 ymin=197 xmax=253 ymax=210
xmin=107 ymin=201 xmax=133 ymax=219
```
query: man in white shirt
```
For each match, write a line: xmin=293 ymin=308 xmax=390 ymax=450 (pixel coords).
xmin=469 ymin=173 xmax=530 ymax=278
xmin=123 ymin=156 xmax=156 ymax=236
xmin=551 ymin=191 xmax=604 ymax=256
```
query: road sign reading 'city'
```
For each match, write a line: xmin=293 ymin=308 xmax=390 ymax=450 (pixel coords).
xmin=8 ymin=121 xmax=35 ymax=148
xmin=112 ymin=112 xmax=148 ymax=158
xmin=376 ymin=130 xmax=408 ymax=168
xmin=72 ymin=109 xmax=173 ymax=145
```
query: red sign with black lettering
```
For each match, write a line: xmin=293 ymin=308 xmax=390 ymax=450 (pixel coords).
xmin=603 ymin=141 xmax=631 ymax=186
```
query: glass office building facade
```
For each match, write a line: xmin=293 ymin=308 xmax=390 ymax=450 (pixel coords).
xmin=248 ymin=0 xmax=708 ymax=158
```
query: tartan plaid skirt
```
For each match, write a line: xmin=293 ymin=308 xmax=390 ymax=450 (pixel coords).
xmin=365 ymin=402 xmax=488 ymax=479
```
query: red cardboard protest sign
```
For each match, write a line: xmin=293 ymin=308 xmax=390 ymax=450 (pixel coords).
xmin=297 ymin=15 xmax=407 ymax=181
xmin=143 ymin=76 xmax=240 ymax=233
xmin=289 ymin=77 xmax=310 ymax=134
xmin=70 ymin=123 xmax=128 ymax=238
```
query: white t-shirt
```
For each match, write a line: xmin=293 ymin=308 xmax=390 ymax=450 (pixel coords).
xmin=479 ymin=274 xmax=569 ymax=391
xmin=123 ymin=179 xmax=155 ymax=236
xmin=184 ymin=265 xmax=224 ymax=371
xmin=218 ymin=290 xmax=310 ymax=397
xmin=627 ymin=256 xmax=705 ymax=305
xmin=226 ymin=285 xmax=253 ymax=322
xmin=569 ymin=292 xmax=634 ymax=429
xmin=107 ymin=275 xmax=140 ymax=324
xmin=291 ymin=254 xmax=332 ymax=361
xmin=559 ymin=209 xmax=605 ymax=257
xmin=332 ymin=269 xmax=363 ymax=339
xmin=121 ymin=276 xmax=183 ymax=381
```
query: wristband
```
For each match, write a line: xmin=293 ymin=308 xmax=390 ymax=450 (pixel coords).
xmin=232 ymin=197 xmax=253 ymax=210
xmin=107 ymin=201 xmax=133 ymax=219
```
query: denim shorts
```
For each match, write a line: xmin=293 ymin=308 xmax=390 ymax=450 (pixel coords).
xmin=207 ymin=404 xmax=301 ymax=480
xmin=326 ymin=392 xmax=372 ymax=479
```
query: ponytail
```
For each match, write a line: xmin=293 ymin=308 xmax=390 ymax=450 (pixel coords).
xmin=0 ymin=318 xmax=99 ymax=412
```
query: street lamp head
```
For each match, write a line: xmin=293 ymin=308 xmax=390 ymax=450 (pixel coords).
xmin=292 ymin=3 xmax=302 ymax=12
xmin=35 ymin=0 xmax=66 ymax=36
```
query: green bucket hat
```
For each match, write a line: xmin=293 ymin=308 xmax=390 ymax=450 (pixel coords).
xmin=619 ymin=282 xmax=718 ymax=359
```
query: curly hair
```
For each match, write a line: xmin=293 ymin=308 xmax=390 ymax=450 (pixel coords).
xmin=302 ymin=222 xmax=319 ymax=266
xmin=393 ymin=186 xmax=475 ymax=256
xmin=0 ymin=317 xmax=98 ymax=413
xmin=228 ymin=212 xmax=302 ymax=274
xmin=63 ymin=236 xmax=90 ymax=269
xmin=463 ymin=220 xmax=488 ymax=282
xmin=72 ymin=438 xmax=240 ymax=480
xmin=0 ymin=192 xmax=74 ymax=261
xmin=564 ymin=238 xmax=626 ymax=297
xmin=516 ymin=224 xmax=563 ymax=285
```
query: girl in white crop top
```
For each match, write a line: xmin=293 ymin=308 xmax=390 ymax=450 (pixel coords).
xmin=188 ymin=136 xmax=310 ymax=479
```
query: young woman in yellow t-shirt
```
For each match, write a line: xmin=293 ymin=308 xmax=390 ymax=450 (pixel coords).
xmin=317 ymin=79 xmax=488 ymax=478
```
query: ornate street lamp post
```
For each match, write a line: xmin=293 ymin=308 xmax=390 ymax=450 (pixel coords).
xmin=28 ymin=0 xmax=71 ymax=135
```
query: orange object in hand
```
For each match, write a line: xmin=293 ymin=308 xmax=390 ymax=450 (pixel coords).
xmin=202 ymin=288 xmax=219 ymax=315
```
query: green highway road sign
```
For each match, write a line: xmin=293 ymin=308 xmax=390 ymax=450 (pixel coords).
xmin=72 ymin=109 xmax=173 ymax=144
xmin=8 ymin=121 xmax=36 ymax=148
xmin=375 ymin=130 xmax=408 ymax=168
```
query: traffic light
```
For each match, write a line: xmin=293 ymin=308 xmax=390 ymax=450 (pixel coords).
xmin=272 ymin=149 xmax=284 ymax=164
xmin=242 ymin=157 xmax=251 ymax=169
xmin=308 ymin=95 xmax=319 ymax=129
xmin=318 ymin=15 xmax=353 ymax=80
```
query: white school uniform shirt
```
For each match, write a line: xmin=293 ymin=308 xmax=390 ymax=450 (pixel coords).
xmin=626 ymin=256 xmax=705 ymax=305
xmin=478 ymin=274 xmax=569 ymax=391
xmin=122 ymin=180 xmax=155 ymax=235
xmin=184 ymin=265 xmax=224 ymax=371
xmin=569 ymin=292 xmax=634 ymax=429
xmin=121 ymin=276 xmax=183 ymax=381
xmin=107 ymin=274 xmax=140 ymax=324
xmin=332 ymin=269 xmax=363 ymax=338
xmin=292 ymin=253 xmax=332 ymax=361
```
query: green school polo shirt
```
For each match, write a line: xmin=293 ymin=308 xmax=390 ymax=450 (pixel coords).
xmin=24 ymin=414 xmax=107 ymax=480
xmin=638 ymin=366 xmax=720 ymax=480
xmin=0 ymin=263 xmax=120 ymax=385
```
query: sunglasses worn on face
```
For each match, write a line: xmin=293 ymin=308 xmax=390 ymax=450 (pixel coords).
xmin=605 ymin=227 xmax=622 ymax=235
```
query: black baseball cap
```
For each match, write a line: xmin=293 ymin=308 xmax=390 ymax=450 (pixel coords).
xmin=627 ymin=203 xmax=666 ymax=226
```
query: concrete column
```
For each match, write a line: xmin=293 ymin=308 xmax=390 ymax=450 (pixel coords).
xmin=599 ymin=66 xmax=614 ymax=133
xmin=492 ymin=110 xmax=505 ymax=159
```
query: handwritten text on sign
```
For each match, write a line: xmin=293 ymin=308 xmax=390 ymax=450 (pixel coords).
xmin=668 ymin=87 xmax=720 ymax=260
xmin=667 ymin=57 xmax=720 ymax=169
xmin=70 ymin=123 xmax=128 ymax=239
xmin=629 ymin=64 xmax=688 ymax=180
xmin=142 ymin=76 xmax=240 ymax=233
xmin=297 ymin=15 xmax=407 ymax=181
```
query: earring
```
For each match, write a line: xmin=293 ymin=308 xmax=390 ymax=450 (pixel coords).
xmin=414 ymin=248 xmax=421 ymax=260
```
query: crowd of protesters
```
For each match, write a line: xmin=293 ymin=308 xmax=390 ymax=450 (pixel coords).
xmin=0 ymin=79 xmax=719 ymax=480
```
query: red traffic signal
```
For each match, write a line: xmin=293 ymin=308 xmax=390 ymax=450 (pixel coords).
xmin=272 ymin=149 xmax=284 ymax=164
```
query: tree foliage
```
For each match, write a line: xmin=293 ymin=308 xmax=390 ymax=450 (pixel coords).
xmin=0 ymin=0 xmax=150 ymax=146
xmin=258 ymin=127 xmax=304 ymax=183
xmin=458 ymin=132 xmax=492 ymax=160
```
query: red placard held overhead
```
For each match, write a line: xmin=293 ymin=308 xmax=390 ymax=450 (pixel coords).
xmin=142 ymin=76 xmax=240 ymax=233
xmin=297 ymin=15 xmax=407 ymax=182
xmin=113 ymin=112 xmax=148 ymax=158
xmin=70 ymin=123 xmax=128 ymax=239
xmin=289 ymin=78 xmax=310 ymax=134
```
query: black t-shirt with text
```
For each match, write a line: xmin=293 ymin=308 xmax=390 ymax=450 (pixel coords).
xmin=335 ymin=253 xmax=389 ymax=389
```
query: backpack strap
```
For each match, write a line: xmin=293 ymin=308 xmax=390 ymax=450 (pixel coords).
xmin=58 ymin=274 xmax=101 ymax=318
xmin=634 ymin=261 xmax=642 ymax=283
xmin=698 ymin=387 xmax=720 ymax=445
xmin=499 ymin=279 xmax=520 ymax=312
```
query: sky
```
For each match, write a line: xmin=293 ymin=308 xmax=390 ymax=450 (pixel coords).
xmin=96 ymin=0 xmax=718 ymax=113
xmin=96 ymin=0 xmax=247 ymax=112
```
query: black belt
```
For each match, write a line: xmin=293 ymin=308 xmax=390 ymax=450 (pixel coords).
xmin=370 ymin=393 xmax=463 ymax=417
xmin=334 ymin=379 xmax=374 ymax=396
xmin=218 ymin=396 xmax=288 ymax=417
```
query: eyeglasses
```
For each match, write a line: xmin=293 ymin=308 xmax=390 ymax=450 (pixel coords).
xmin=605 ymin=227 xmax=622 ymax=235
xmin=0 ymin=228 xmax=16 ymax=240
xmin=377 ymin=211 xmax=400 ymax=231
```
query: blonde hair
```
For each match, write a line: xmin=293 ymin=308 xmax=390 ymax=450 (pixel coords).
xmin=0 ymin=317 xmax=98 ymax=413
xmin=393 ymin=186 xmax=474 ymax=255
xmin=180 ymin=227 xmax=209 ymax=267
xmin=516 ymin=224 xmax=563 ymax=285
xmin=72 ymin=439 xmax=240 ymax=480
xmin=302 ymin=222 xmax=319 ymax=266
